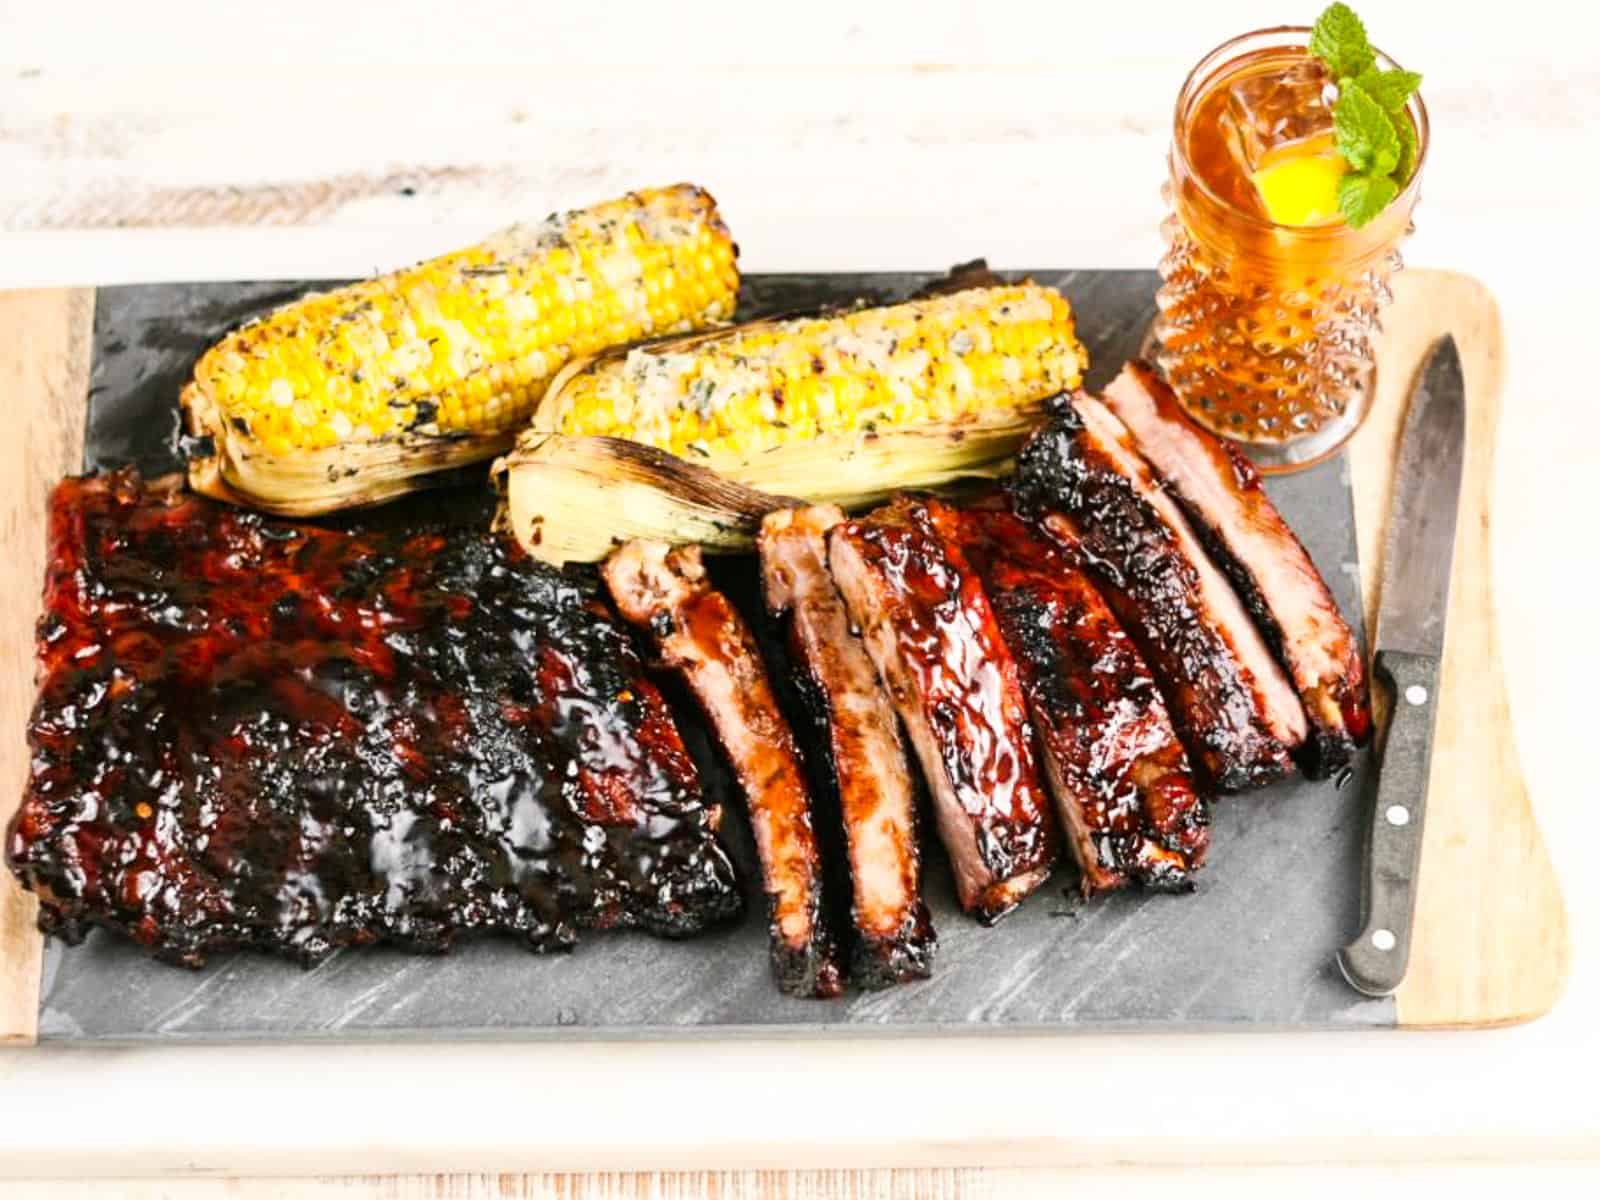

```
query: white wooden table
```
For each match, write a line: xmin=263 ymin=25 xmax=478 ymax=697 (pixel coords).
xmin=2 ymin=0 xmax=1597 ymax=1193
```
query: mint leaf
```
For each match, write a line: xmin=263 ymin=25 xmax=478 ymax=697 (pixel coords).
xmin=1394 ymin=111 xmax=1420 ymax=184
xmin=1355 ymin=67 xmax=1423 ymax=113
xmin=1338 ymin=172 xmax=1399 ymax=228
xmin=1372 ymin=141 xmax=1399 ymax=177
xmin=1314 ymin=7 xmax=1420 ymax=226
xmin=1334 ymin=83 xmax=1399 ymax=174
xmin=1310 ymin=3 xmax=1376 ymax=79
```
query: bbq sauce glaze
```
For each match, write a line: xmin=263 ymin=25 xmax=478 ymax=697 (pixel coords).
xmin=1015 ymin=407 xmax=1296 ymax=792
xmin=8 ymin=471 xmax=741 ymax=966
xmin=938 ymin=503 xmax=1209 ymax=893
xmin=836 ymin=502 xmax=1058 ymax=893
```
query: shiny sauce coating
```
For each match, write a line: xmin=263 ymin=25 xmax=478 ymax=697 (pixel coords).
xmin=1015 ymin=406 xmax=1297 ymax=791
xmin=937 ymin=503 xmax=1208 ymax=892
xmin=836 ymin=503 xmax=1057 ymax=883
xmin=8 ymin=471 xmax=740 ymax=966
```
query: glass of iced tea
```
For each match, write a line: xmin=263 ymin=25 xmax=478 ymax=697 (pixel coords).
xmin=1153 ymin=24 xmax=1428 ymax=472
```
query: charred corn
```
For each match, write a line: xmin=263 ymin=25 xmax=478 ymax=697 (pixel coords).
xmin=496 ymin=283 xmax=1088 ymax=563
xmin=183 ymin=183 xmax=740 ymax=515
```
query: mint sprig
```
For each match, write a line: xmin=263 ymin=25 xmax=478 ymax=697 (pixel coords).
xmin=1393 ymin=112 xmax=1420 ymax=185
xmin=1356 ymin=67 xmax=1424 ymax=113
xmin=1308 ymin=2 xmax=1374 ymax=79
xmin=1333 ymin=83 xmax=1399 ymax=176
xmin=1336 ymin=173 xmax=1399 ymax=230
xmin=1308 ymin=3 xmax=1422 ymax=228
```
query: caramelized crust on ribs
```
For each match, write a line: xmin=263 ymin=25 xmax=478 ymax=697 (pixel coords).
xmin=1101 ymin=362 xmax=1372 ymax=776
xmin=7 ymin=472 xmax=742 ymax=967
xmin=931 ymin=500 xmax=1208 ymax=893
xmin=760 ymin=506 xmax=935 ymax=988
xmin=828 ymin=499 xmax=1058 ymax=923
xmin=603 ymin=540 xmax=843 ymax=998
xmin=1015 ymin=397 xmax=1306 ymax=791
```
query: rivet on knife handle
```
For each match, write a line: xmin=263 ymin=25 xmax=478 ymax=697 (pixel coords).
xmin=1338 ymin=649 xmax=1443 ymax=997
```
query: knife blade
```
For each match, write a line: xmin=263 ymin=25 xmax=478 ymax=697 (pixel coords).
xmin=1337 ymin=335 xmax=1467 ymax=998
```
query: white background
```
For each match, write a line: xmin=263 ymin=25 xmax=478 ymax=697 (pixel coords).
xmin=1 ymin=0 xmax=1598 ymax=1186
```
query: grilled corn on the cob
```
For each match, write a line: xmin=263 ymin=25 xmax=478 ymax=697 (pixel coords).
xmin=496 ymin=283 xmax=1088 ymax=563
xmin=183 ymin=183 xmax=740 ymax=515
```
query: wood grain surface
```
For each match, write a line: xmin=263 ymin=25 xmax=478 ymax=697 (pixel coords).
xmin=0 ymin=1172 xmax=981 ymax=1199
xmin=1353 ymin=271 xmax=1569 ymax=1027
xmin=7 ymin=1164 xmax=1600 ymax=1199
xmin=0 ymin=269 xmax=1565 ymax=1048
xmin=0 ymin=287 xmax=92 ymax=1045
xmin=11 ymin=1171 xmax=978 ymax=1199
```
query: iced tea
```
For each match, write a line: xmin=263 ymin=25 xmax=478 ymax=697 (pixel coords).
xmin=1153 ymin=27 xmax=1428 ymax=471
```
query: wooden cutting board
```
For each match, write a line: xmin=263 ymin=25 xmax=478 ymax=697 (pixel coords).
xmin=0 ymin=268 xmax=1566 ymax=1042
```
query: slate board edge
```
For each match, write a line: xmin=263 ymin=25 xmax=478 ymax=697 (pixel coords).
xmin=39 ymin=1015 xmax=1386 ymax=1045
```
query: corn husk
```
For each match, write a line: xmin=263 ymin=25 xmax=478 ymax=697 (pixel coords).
xmin=496 ymin=279 xmax=1086 ymax=564
xmin=494 ymin=407 xmax=1048 ymax=565
xmin=180 ymin=184 xmax=739 ymax=516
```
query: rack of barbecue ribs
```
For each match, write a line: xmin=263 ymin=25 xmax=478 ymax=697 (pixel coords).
xmin=1014 ymin=394 xmax=1309 ymax=792
xmin=828 ymin=499 xmax=1059 ymax=924
xmin=759 ymin=506 xmax=936 ymax=988
xmin=1099 ymin=362 xmax=1372 ymax=777
xmin=6 ymin=471 xmax=742 ymax=966
xmin=929 ymin=499 xmax=1209 ymax=894
xmin=11 ymin=352 xmax=1378 ymax=997
xmin=603 ymin=539 xmax=844 ymax=998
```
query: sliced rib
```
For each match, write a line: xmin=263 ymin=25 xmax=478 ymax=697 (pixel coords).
xmin=603 ymin=540 xmax=843 ymax=998
xmin=828 ymin=499 xmax=1058 ymax=923
xmin=760 ymin=506 xmax=936 ymax=987
xmin=1100 ymin=362 xmax=1372 ymax=776
xmin=930 ymin=499 xmax=1209 ymax=893
xmin=1015 ymin=396 xmax=1306 ymax=791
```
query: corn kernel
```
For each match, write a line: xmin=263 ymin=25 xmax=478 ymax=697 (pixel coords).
xmin=187 ymin=185 xmax=740 ymax=463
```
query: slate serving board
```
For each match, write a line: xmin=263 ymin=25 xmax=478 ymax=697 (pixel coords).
xmin=36 ymin=269 xmax=1391 ymax=1042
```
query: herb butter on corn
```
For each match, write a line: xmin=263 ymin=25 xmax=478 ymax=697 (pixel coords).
xmin=182 ymin=183 xmax=740 ymax=516
xmin=496 ymin=283 xmax=1089 ymax=564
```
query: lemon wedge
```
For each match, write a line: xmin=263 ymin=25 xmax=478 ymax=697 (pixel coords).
xmin=1250 ymin=136 xmax=1347 ymax=226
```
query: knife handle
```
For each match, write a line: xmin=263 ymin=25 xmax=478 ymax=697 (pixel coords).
xmin=1337 ymin=649 xmax=1443 ymax=998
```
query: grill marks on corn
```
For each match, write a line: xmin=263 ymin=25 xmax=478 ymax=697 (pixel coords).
xmin=188 ymin=184 xmax=739 ymax=459
xmin=551 ymin=284 xmax=1087 ymax=462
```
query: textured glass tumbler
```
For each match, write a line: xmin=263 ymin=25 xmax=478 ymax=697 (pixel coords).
xmin=1152 ymin=26 xmax=1429 ymax=473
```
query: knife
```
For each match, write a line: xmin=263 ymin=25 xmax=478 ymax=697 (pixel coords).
xmin=1337 ymin=335 xmax=1467 ymax=998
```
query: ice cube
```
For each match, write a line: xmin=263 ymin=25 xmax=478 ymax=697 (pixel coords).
xmin=1222 ymin=59 xmax=1337 ymax=176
